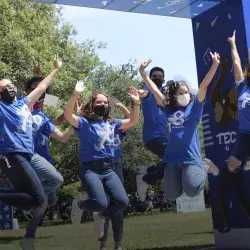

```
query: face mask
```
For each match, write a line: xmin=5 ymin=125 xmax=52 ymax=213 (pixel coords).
xmin=0 ymin=86 xmax=17 ymax=103
xmin=176 ymin=93 xmax=190 ymax=107
xmin=152 ymin=78 xmax=164 ymax=89
xmin=94 ymin=104 xmax=109 ymax=117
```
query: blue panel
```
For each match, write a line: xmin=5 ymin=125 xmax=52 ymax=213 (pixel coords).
xmin=35 ymin=0 xmax=225 ymax=19
xmin=243 ymin=0 xmax=250 ymax=51
xmin=174 ymin=0 xmax=220 ymax=19
xmin=192 ymin=0 xmax=250 ymax=248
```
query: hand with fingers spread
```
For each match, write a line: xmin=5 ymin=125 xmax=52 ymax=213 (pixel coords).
xmin=129 ymin=85 xmax=140 ymax=104
xmin=227 ymin=30 xmax=236 ymax=45
xmin=54 ymin=54 xmax=62 ymax=70
xmin=210 ymin=52 xmax=220 ymax=66
xmin=139 ymin=59 xmax=152 ymax=72
xmin=74 ymin=80 xmax=85 ymax=95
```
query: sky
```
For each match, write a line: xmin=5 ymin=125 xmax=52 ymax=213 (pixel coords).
xmin=60 ymin=5 xmax=199 ymax=90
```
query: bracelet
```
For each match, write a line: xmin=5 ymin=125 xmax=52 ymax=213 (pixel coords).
xmin=134 ymin=102 xmax=141 ymax=105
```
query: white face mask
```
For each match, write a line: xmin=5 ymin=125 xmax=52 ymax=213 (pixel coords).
xmin=176 ymin=93 xmax=190 ymax=107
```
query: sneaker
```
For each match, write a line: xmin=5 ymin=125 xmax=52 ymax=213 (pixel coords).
xmin=71 ymin=198 xmax=83 ymax=224
xmin=203 ymin=158 xmax=219 ymax=176
xmin=19 ymin=238 xmax=36 ymax=250
xmin=22 ymin=209 xmax=33 ymax=220
xmin=136 ymin=174 xmax=148 ymax=202
xmin=93 ymin=212 xmax=105 ymax=238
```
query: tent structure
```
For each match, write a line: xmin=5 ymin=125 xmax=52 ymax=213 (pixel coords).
xmin=36 ymin=0 xmax=225 ymax=19
xmin=35 ymin=0 xmax=250 ymax=249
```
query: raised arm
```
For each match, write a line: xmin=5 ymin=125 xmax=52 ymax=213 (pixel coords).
xmin=119 ymin=86 xmax=140 ymax=130
xmin=139 ymin=59 xmax=164 ymax=107
xmin=50 ymin=125 xmax=74 ymax=143
xmin=27 ymin=54 xmax=62 ymax=106
xmin=228 ymin=30 xmax=244 ymax=82
xmin=198 ymin=52 xmax=220 ymax=103
xmin=64 ymin=81 xmax=85 ymax=128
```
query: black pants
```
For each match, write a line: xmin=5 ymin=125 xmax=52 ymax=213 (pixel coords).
xmin=0 ymin=153 xmax=45 ymax=209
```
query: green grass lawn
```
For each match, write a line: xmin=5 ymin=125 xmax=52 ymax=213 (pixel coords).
xmin=0 ymin=209 xmax=215 ymax=250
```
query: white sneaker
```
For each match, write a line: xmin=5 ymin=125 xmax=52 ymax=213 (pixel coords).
xmin=19 ymin=238 xmax=36 ymax=250
xmin=136 ymin=174 xmax=148 ymax=201
xmin=71 ymin=198 xmax=83 ymax=224
xmin=203 ymin=158 xmax=219 ymax=176
xmin=93 ymin=212 xmax=105 ymax=238
xmin=139 ymin=165 xmax=148 ymax=175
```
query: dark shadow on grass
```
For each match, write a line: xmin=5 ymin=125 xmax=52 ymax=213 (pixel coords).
xmin=186 ymin=231 xmax=214 ymax=235
xmin=135 ymin=244 xmax=215 ymax=250
xmin=0 ymin=236 xmax=52 ymax=244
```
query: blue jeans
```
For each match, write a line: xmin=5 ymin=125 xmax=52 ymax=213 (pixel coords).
xmin=25 ymin=190 xmax=57 ymax=238
xmin=79 ymin=159 xmax=128 ymax=217
xmin=101 ymin=159 xmax=124 ymax=244
xmin=164 ymin=163 xmax=207 ymax=201
xmin=30 ymin=154 xmax=63 ymax=194
xmin=0 ymin=153 xmax=45 ymax=209
xmin=24 ymin=154 xmax=63 ymax=238
xmin=143 ymin=137 xmax=167 ymax=184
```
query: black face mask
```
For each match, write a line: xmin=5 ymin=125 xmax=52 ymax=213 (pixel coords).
xmin=0 ymin=86 xmax=17 ymax=103
xmin=94 ymin=105 xmax=109 ymax=117
xmin=152 ymin=78 xmax=164 ymax=89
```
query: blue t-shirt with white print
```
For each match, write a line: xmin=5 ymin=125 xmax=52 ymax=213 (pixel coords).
xmin=32 ymin=108 xmax=56 ymax=164
xmin=163 ymin=95 xmax=205 ymax=167
xmin=0 ymin=98 xmax=34 ymax=155
xmin=236 ymin=78 xmax=250 ymax=134
xmin=142 ymin=87 xmax=168 ymax=143
xmin=113 ymin=130 xmax=126 ymax=160
xmin=75 ymin=117 xmax=122 ymax=162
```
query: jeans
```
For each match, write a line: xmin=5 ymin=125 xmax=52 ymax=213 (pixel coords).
xmin=79 ymin=159 xmax=128 ymax=217
xmin=143 ymin=137 xmax=167 ymax=184
xmin=101 ymin=158 xmax=124 ymax=244
xmin=24 ymin=154 xmax=63 ymax=238
xmin=164 ymin=163 xmax=207 ymax=201
xmin=0 ymin=153 xmax=45 ymax=209
xmin=30 ymin=154 xmax=63 ymax=194
xmin=25 ymin=190 xmax=57 ymax=238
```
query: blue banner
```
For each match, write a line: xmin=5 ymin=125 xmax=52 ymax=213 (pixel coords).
xmin=192 ymin=0 xmax=250 ymax=248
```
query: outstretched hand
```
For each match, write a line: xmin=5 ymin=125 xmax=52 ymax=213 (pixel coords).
xmin=129 ymin=85 xmax=140 ymax=104
xmin=54 ymin=54 xmax=62 ymax=69
xmin=210 ymin=52 xmax=220 ymax=65
xmin=227 ymin=30 xmax=236 ymax=45
xmin=139 ymin=59 xmax=152 ymax=71
xmin=74 ymin=80 xmax=85 ymax=95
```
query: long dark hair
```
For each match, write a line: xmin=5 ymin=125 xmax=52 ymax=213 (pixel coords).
xmin=165 ymin=80 xmax=194 ymax=110
xmin=244 ymin=62 xmax=250 ymax=86
xmin=79 ymin=90 xmax=115 ymax=122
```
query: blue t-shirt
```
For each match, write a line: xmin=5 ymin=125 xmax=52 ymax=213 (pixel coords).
xmin=32 ymin=108 xmax=56 ymax=164
xmin=0 ymin=98 xmax=34 ymax=155
xmin=163 ymin=96 xmax=204 ymax=167
xmin=142 ymin=88 xmax=168 ymax=143
xmin=75 ymin=117 xmax=122 ymax=162
xmin=113 ymin=130 xmax=126 ymax=160
xmin=236 ymin=78 xmax=250 ymax=134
